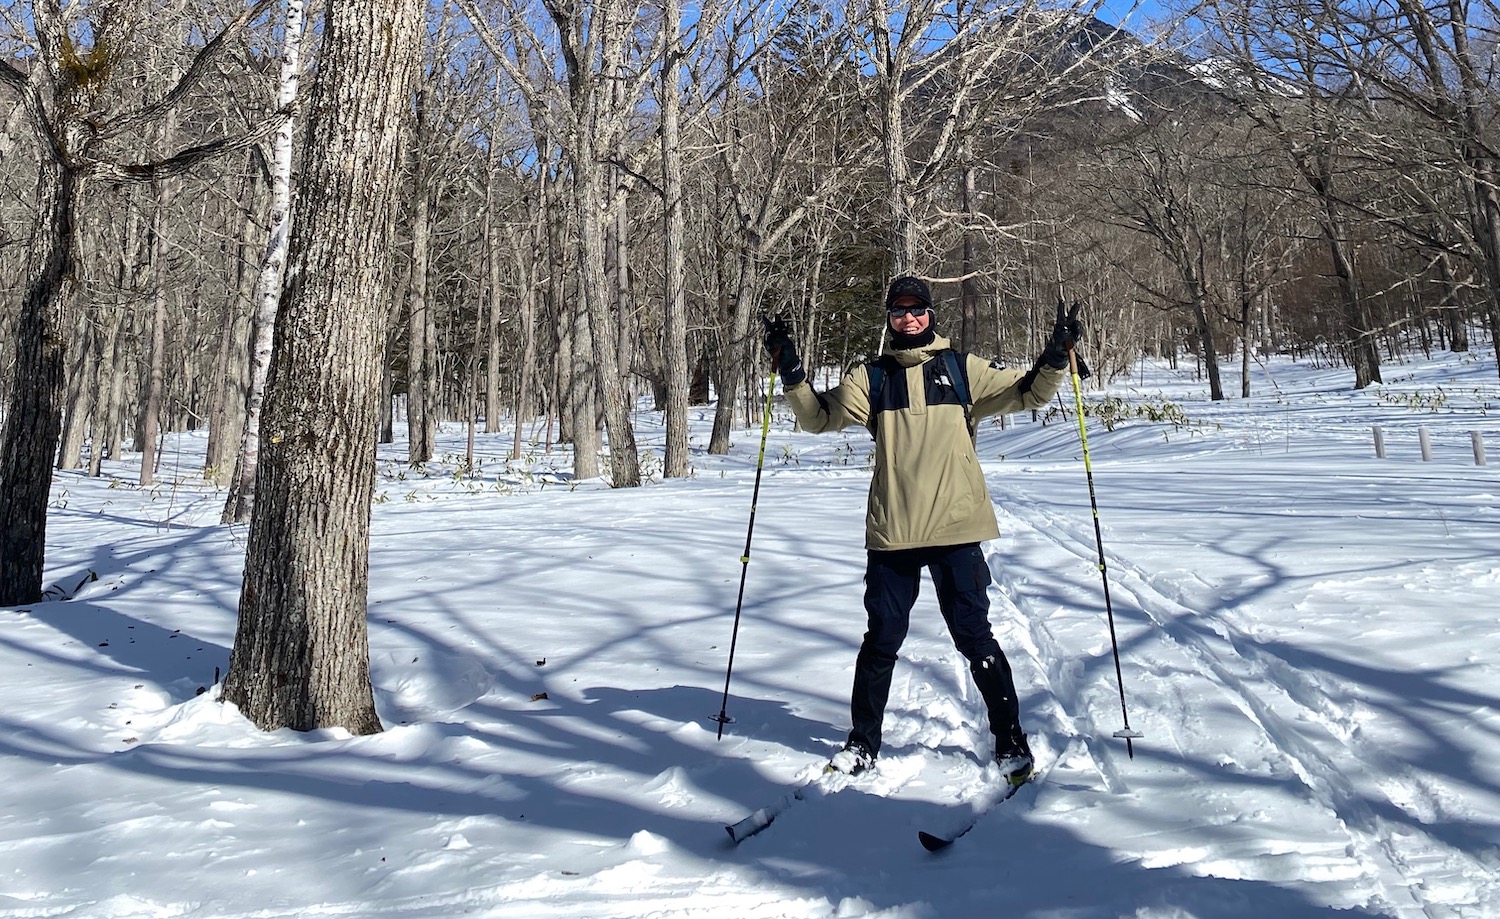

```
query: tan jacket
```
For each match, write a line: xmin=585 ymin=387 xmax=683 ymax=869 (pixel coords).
xmin=784 ymin=335 xmax=1065 ymax=550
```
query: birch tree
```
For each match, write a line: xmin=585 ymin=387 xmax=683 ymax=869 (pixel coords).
xmin=223 ymin=0 xmax=305 ymax=523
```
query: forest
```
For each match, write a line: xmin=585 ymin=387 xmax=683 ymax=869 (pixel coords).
xmin=2 ymin=0 xmax=1498 ymax=727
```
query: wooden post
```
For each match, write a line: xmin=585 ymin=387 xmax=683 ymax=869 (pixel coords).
xmin=1419 ymin=427 xmax=1433 ymax=461
xmin=1475 ymin=432 xmax=1488 ymax=466
xmin=1372 ymin=425 xmax=1385 ymax=459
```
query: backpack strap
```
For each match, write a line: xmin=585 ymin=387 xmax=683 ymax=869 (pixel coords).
xmin=866 ymin=351 xmax=973 ymax=439
xmin=864 ymin=355 xmax=892 ymax=437
xmin=942 ymin=349 xmax=976 ymax=441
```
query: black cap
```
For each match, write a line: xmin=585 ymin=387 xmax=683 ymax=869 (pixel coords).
xmin=885 ymin=276 xmax=932 ymax=311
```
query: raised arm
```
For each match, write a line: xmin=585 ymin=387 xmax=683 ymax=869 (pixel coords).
xmin=763 ymin=318 xmax=872 ymax=434
xmin=970 ymin=302 xmax=1089 ymax=419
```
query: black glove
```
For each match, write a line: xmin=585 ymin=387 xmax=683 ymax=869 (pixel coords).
xmin=1040 ymin=300 xmax=1089 ymax=378
xmin=762 ymin=317 xmax=807 ymax=386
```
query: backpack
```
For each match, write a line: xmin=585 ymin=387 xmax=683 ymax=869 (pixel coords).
xmin=865 ymin=349 xmax=974 ymax=440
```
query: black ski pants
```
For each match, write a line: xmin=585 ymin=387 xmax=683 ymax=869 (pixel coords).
xmin=847 ymin=543 xmax=1024 ymax=757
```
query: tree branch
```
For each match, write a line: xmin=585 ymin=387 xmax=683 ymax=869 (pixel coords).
xmin=96 ymin=0 xmax=276 ymax=143
xmin=89 ymin=107 xmax=288 ymax=182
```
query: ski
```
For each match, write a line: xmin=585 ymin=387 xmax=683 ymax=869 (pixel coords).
xmin=725 ymin=780 xmax=814 ymax=843
xmin=725 ymin=763 xmax=863 ymax=844
xmin=917 ymin=776 xmax=1028 ymax=852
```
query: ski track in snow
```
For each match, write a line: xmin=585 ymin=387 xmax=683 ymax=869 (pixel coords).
xmin=991 ymin=479 xmax=1500 ymax=918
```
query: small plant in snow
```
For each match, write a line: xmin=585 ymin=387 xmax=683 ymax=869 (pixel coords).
xmin=1378 ymin=388 xmax=1450 ymax=412
xmin=1073 ymin=395 xmax=1191 ymax=432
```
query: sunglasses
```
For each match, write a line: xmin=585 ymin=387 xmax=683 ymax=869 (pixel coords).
xmin=888 ymin=305 xmax=930 ymax=318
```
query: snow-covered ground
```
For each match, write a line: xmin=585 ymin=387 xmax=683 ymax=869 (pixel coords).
xmin=4 ymin=346 xmax=1499 ymax=918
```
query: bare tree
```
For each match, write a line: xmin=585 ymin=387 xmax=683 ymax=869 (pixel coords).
xmin=847 ymin=0 xmax=1117 ymax=275
xmin=0 ymin=0 xmax=276 ymax=606
xmin=1306 ymin=0 xmax=1500 ymax=376
xmin=460 ymin=0 xmax=661 ymax=487
xmin=702 ymin=6 xmax=868 ymax=453
xmin=1087 ymin=116 xmax=1233 ymax=398
xmin=222 ymin=0 xmax=424 ymax=733
xmin=1197 ymin=0 xmax=1385 ymax=387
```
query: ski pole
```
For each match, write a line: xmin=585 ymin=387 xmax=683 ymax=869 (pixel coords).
xmin=1065 ymin=318 xmax=1144 ymax=758
xmin=714 ymin=359 xmax=779 ymax=739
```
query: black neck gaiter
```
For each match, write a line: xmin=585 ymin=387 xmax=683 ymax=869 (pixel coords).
xmin=889 ymin=326 xmax=936 ymax=351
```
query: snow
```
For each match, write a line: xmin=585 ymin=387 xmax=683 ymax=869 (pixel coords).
xmin=5 ymin=345 xmax=1500 ymax=918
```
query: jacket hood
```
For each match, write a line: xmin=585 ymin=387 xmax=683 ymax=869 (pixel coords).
xmin=888 ymin=334 xmax=953 ymax=367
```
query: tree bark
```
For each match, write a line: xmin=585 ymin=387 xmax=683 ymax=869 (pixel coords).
xmin=0 ymin=159 xmax=75 ymax=605
xmin=56 ymin=306 xmax=92 ymax=470
xmin=510 ymin=188 xmax=540 ymax=460
xmin=960 ymin=160 xmax=980 ymax=352
xmin=222 ymin=0 xmax=423 ymax=734
xmin=406 ymin=169 xmax=436 ymax=464
xmin=138 ymin=166 xmax=176 ymax=486
xmin=206 ymin=157 xmax=265 ymax=484
xmin=483 ymin=142 xmax=504 ymax=436
xmin=88 ymin=303 xmax=128 ymax=478
xmin=1318 ymin=195 xmax=1382 ymax=388
xmin=574 ymin=139 xmax=640 ymax=486
xmin=660 ymin=0 xmax=691 ymax=477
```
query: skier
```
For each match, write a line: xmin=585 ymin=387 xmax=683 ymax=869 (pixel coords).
xmin=762 ymin=276 xmax=1085 ymax=785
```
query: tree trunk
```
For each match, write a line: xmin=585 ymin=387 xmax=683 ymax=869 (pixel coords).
xmin=56 ymin=306 xmax=92 ymax=470
xmin=0 ymin=160 xmax=76 ymax=605
xmin=96 ymin=190 xmax=146 ymax=476
xmin=574 ymin=147 xmax=639 ymax=486
xmin=407 ymin=168 xmax=436 ymax=463
xmin=565 ymin=290 xmax=601 ymax=478
xmin=88 ymin=304 xmax=129 ymax=477
xmin=223 ymin=0 xmax=305 ymax=523
xmin=222 ymin=0 xmax=422 ymax=734
xmin=708 ymin=248 xmax=761 ymax=454
xmin=138 ymin=170 xmax=175 ymax=486
xmin=660 ymin=0 xmax=690 ymax=477
xmin=206 ymin=157 xmax=264 ymax=484
xmin=1186 ymin=248 xmax=1223 ymax=400
xmin=960 ymin=160 xmax=980 ymax=353
xmin=1310 ymin=178 xmax=1381 ymax=388
xmin=1325 ymin=223 xmax=1382 ymax=388
xmin=1239 ymin=291 xmax=1253 ymax=399
xmin=1443 ymin=2 xmax=1500 ymax=376
xmin=483 ymin=144 xmax=504 ymax=436
xmin=511 ymin=200 xmax=540 ymax=460
xmin=1438 ymin=251 xmax=1469 ymax=352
